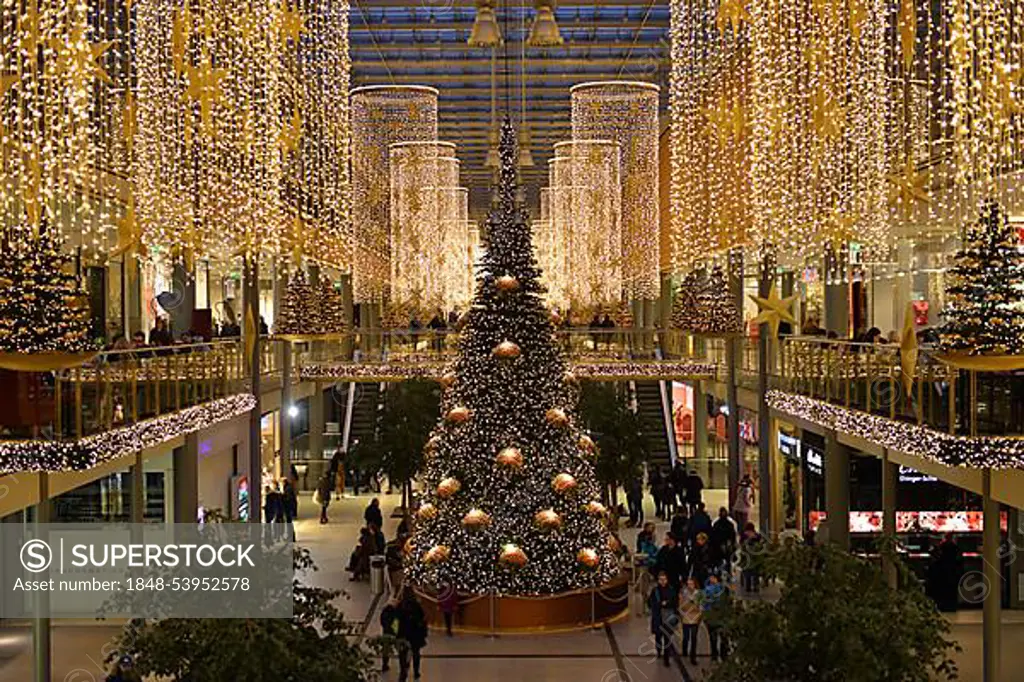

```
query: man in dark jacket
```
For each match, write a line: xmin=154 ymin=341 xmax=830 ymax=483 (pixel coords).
xmin=626 ymin=475 xmax=644 ymax=527
xmin=710 ymin=507 xmax=738 ymax=568
xmin=397 ymin=588 xmax=428 ymax=681
xmin=365 ymin=497 xmax=384 ymax=529
xmin=380 ymin=597 xmax=400 ymax=673
xmin=685 ymin=470 xmax=705 ymax=516
xmin=652 ymin=533 xmax=687 ymax=588
xmin=688 ymin=502 xmax=713 ymax=545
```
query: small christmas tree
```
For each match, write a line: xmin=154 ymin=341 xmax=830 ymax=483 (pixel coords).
xmin=690 ymin=265 xmax=742 ymax=335
xmin=406 ymin=119 xmax=618 ymax=595
xmin=671 ymin=269 xmax=707 ymax=330
xmin=275 ymin=271 xmax=317 ymax=336
xmin=0 ymin=226 xmax=93 ymax=355
xmin=317 ymin=276 xmax=347 ymax=334
xmin=940 ymin=200 xmax=1024 ymax=356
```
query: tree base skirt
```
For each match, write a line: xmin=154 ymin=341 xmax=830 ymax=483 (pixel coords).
xmin=0 ymin=351 xmax=98 ymax=371
xmin=414 ymin=573 xmax=630 ymax=634
xmin=935 ymin=353 xmax=1024 ymax=371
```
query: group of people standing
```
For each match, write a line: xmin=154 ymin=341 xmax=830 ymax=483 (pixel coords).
xmin=641 ymin=462 xmax=708 ymax=525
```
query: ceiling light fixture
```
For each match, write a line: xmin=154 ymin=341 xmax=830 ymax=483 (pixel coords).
xmin=469 ymin=0 xmax=503 ymax=47
xmin=527 ymin=1 xmax=563 ymax=47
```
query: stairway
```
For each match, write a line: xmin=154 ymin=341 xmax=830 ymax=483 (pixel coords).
xmin=345 ymin=382 xmax=381 ymax=453
xmin=635 ymin=380 xmax=673 ymax=471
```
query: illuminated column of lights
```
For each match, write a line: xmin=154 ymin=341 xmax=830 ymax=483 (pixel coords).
xmin=287 ymin=0 xmax=352 ymax=270
xmin=570 ymin=82 xmax=660 ymax=300
xmin=553 ymin=140 xmax=622 ymax=311
xmin=535 ymin=187 xmax=555 ymax=302
xmin=747 ymin=0 xmax=890 ymax=264
xmin=0 ymin=0 xmax=119 ymax=252
xmin=668 ymin=0 xmax=752 ymax=272
xmin=445 ymin=187 xmax=472 ymax=312
xmin=135 ymin=0 xmax=288 ymax=267
xmin=389 ymin=141 xmax=454 ymax=316
xmin=546 ymin=156 xmax=572 ymax=312
xmin=351 ymin=85 xmax=438 ymax=304
xmin=431 ymin=154 xmax=461 ymax=314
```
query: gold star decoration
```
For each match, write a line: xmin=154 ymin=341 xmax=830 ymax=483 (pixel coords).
xmin=750 ymin=284 xmax=798 ymax=340
xmin=701 ymin=94 xmax=746 ymax=147
xmin=278 ymin=107 xmax=303 ymax=154
xmin=985 ymin=62 xmax=1023 ymax=117
xmin=716 ymin=0 xmax=752 ymax=36
xmin=811 ymin=87 xmax=846 ymax=140
xmin=823 ymin=208 xmax=858 ymax=245
xmin=111 ymin=200 xmax=147 ymax=258
xmin=0 ymin=73 xmax=18 ymax=138
xmin=887 ymin=157 xmax=931 ymax=216
xmin=185 ymin=59 xmax=229 ymax=135
xmin=47 ymin=30 xmax=114 ymax=86
xmin=278 ymin=0 xmax=305 ymax=46
xmin=899 ymin=302 xmax=918 ymax=396
xmin=897 ymin=0 xmax=917 ymax=72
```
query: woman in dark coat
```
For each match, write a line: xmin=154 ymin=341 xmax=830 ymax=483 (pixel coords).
xmin=648 ymin=570 xmax=679 ymax=667
xmin=397 ymin=587 xmax=428 ymax=681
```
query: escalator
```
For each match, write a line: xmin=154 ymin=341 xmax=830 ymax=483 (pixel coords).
xmin=635 ymin=380 xmax=676 ymax=472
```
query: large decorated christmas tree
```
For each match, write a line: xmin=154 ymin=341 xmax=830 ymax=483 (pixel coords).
xmin=406 ymin=119 xmax=619 ymax=595
xmin=939 ymin=200 xmax=1024 ymax=356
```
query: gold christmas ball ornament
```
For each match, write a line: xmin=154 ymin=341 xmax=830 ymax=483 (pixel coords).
xmin=462 ymin=508 xmax=492 ymax=530
xmin=545 ymin=407 xmax=569 ymax=427
xmin=437 ymin=477 xmax=461 ymax=499
xmin=423 ymin=545 xmax=450 ymax=564
xmin=534 ymin=509 xmax=562 ymax=530
xmin=493 ymin=340 xmax=521 ymax=359
xmin=499 ymin=543 xmax=528 ymax=568
xmin=577 ymin=548 xmax=600 ymax=569
xmin=553 ymin=473 xmax=578 ymax=494
xmin=585 ymin=500 xmax=607 ymax=517
xmin=578 ymin=435 xmax=597 ymax=454
xmin=608 ymin=535 xmax=623 ymax=553
xmin=439 ymin=372 xmax=457 ymax=388
xmin=495 ymin=275 xmax=520 ymax=292
xmin=416 ymin=503 xmax=438 ymax=521
xmin=446 ymin=406 xmax=471 ymax=423
xmin=495 ymin=446 xmax=524 ymax=469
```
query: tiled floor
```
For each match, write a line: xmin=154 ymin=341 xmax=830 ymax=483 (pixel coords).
xmin=0 ymin=489 xmax=1021 ymax=681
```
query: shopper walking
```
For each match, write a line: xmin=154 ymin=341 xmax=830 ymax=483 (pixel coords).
xmin=365 ymin=497 xmax=384 ymax=529
xmin=702 ymin=574 xmax=731 ymax=662
xmin=732 ymin=474 xmax=755 ymax=529
xmin=648 ymin=571 xmax=679 ymax=667
xmin=315 ymin=473 xmax=333 ymax=524
xmin=652 ymin=533 xmax=687 ymax=589
xmin=439 ymin=583 xmax=458 ymax=636
xmin=679 ymin=576 xmax=702 ymax=666
xmin=626 ymin=474 xmax=644 ymax=527
xmin=397 ymin=587 xmax=428 ymax=681
xmin=380 ymin=597 xmax=400 ymax=673
xmin=685 ymin=469 xmax=705 ymax=516
xmin=739 ymin=522 xmax=763 ymax=593
xmin=710 ymin=507 xmax=738 ymax=570
xmin=649 ymin=466 xmax=665 ymax=519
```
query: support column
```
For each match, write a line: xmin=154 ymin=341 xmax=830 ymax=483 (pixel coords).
xmin=823 ymin=250 xmax=849 ymax=338
xmin=1010 ymin=507 xmax=1022 ymax=608
xmin=726 ymin=249 xmax=743 ymax=510
xmin=244 ymin=257 xmax=262 ymax=522
xmin=982 ymin=468 xmax=1001 ymax=682
xmin=643 ymin=298 xmax=656 ymax=353
xmin=341 ymin=273 xmax=354 ymax=359
xmin=659 ymin=273 xmax=673 ymax=351
xmin=280 ymin=341 xmax=292 ymax=479
xmin=881 ymin=448 xmax=898 ymax=587
xmin=693 ymin=380 xmax=708 ymax=464
xmin=169 ymin=261 xmax=196 ymax=339
xmin=131 ymin=450 xmax=145 ymax=524
xmin=309 ymin=381 xmax=325 ymax=461
xmin=33 ymin=474 xmax=51 ymax=682
xmin=173 ymin=433 xmax=199 ymax=523
xmin=824 ymin=431 xmax=849 ymax=550
xmin=757 ymin=253 xmax=774 ymax=533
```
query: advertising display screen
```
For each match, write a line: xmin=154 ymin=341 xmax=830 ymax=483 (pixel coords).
xmin=808 ymin=510 xmax=1008 ymax=534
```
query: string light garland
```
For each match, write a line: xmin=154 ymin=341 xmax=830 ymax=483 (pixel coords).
xmin=543 ymin=157 xmax=571 ymax=312
xmin=351 ymin=85 xmax=439 ymax=304
xmin=570 ymin=82 xmax=660 ymax=301
xmin=767 ymin=390 xmax=1024 ymax=470
xmin=406 ymin=119 xmax=619 ymax=596
xmin=0 ymin=393 xmax=255 ymax=475
xmin=551 ymin=140 xmax=622 ymax=312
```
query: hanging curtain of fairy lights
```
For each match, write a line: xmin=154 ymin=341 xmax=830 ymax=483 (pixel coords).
xmin=552 ymin=140 xmax=622 ymax=311
xmin=351 ymin=85 xmax=438 ymax=304
xmin=534 ymin=187 xmax=556 ymax=306
xmin=545 ymin=157 xmax=572 ymax=312
xmin=134 ymin=0 xmax=289 ymax=267
xmin=0 ymin=0 xmax=126 ymax=252
xmin=570 ymin=82 xmax=660 ymax=300
xmin=445 ymin=186 xmax=472 ymax=313
xmin=284 ymin=0 xmax=351 ymax=270
xmin=433 ymin=156 xmax=461 ymax=315
xmin=389 ymin=141 xmax=455 ymax=316
xmin=668 ymin=0 xmax=752 ymax=272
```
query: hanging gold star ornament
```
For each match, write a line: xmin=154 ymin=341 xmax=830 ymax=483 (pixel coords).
xmin=47 ymin=30 xmax=114 ymax=87
xmin=716 ymin=0 xmax=751 ymax=36
xmin=887 ymin=157 xmax=931 ymax=217
xmin=278 ymin=0 xmax=304 ymax=47
xmin=111 ymin=200 xmax=147 ymax=259
xmin=185 ymin=59 xmax=229 ymax=136
xmin=899 ymin=302 xmax=918 ymax=396
xmin=986 ymin=62 xmax=1023 ymax=117
xmin=278 ymin=107 xmax=302 ymax=154
xmin=897 ymin=0 xmax=917 ymax=72
xmin=750 ymin=284 xmax=798 ymax=340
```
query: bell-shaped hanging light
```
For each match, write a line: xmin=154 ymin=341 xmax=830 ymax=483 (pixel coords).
xmin=527 ymin=1 xmax=563 ymax=47
xmin=468 ymin=0 xmax=503 ymax=47
xmin=518 ymin=125 xmax=535 ymax=168
xmin=484 ymin=126 xmax=501 ymax=168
